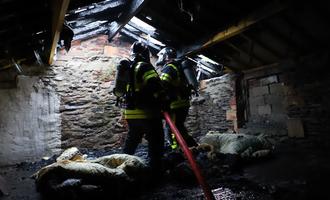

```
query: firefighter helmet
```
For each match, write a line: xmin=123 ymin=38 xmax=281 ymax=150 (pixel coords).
xmin=130 ymin=41 xmax=150 ymax=62
xmin=156 ymin=47 xmax=177 ymax=66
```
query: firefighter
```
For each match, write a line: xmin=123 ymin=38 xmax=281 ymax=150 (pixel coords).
xmin=121 ymin=41 xmax=165 ymax=177
xmin=156 ymin=47 xmax=198 ymax=150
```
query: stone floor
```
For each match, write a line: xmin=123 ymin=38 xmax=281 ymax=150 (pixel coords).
xmin=1 ymin=137 xmax=330 ymax=200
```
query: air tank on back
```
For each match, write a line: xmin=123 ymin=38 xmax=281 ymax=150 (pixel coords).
xmin=181 ymin=58 xmax=199 ymax=91
xmin=113 ymin=58 xmax=131 ymax=97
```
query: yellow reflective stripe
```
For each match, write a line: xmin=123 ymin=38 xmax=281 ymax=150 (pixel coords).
xmin=167 ymin=64 xmax=179 ymax=74
xmin=167 ymin=64 xmax=181 ymax=81
xmin=124 ymin=109 xmax=147 ymax=115
xmin=161 ymin=73 xmax=172 ymax=82
xmin=143 ymin=69 xmax=156 ymax=79
xmin=125 ymin=114 xmax=148 ymax=119
xmin=134 ymin=62 xmax=144 ymax=91
xmin=171 ymin=133 xmax=178 ymax=149
xmin=134 ymin=62 xmax=143 ymax=72
xmin=170 ymin=99 xmax=190 ymax=109
xmin=124 ymin=109 xmax=150 ymax=119
xmin=143 ymin=70 xmax=158 ymax=84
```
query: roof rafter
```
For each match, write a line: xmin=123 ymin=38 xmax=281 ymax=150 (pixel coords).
xmin=107 ymin=0 xmax=149 ymax=41
xmin=48 ymin=0 xmax=70 ymax=64
xmin=178 ymin=0 xmax=287 ymax=57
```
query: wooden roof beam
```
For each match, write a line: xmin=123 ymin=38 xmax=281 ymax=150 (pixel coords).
xmin=136 ymin=8 xmax=195 ymax=44
xmin=66 ymin=0 xmax=125 ymax=21
xmin=107 ymin=0 xmax=148 ymax=41
xmin=48 ymin=0 xmax=70 ymax=64
xmin=178 ymin=0 xmax=287 ymax=57
xmin=120 ymin=27 xmax=161 ymax=51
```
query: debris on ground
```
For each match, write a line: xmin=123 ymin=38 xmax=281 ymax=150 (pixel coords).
xmin=2 ymin=137 xmax=329 ymax=200
xmin=31 ymin=147 xmax=148 ymax=200
xmin=199 ymin=132 xmax=274 ymax=158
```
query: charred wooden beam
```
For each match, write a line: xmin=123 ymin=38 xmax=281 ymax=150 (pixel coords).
xmin=66 ymin=0 xmax=126 ymax=21
xmin=48 ymin=0 xmax=70 ymax=64
xmin=126 ymin=21 xmax=174 ymax=47
xmin=136 ymin=8 xmax=195 ymax=45
xmin=127 ymin=21 xmax=156 ymax=38
xmin=68 ymin=0 xmax=106 ymax=11
xmin=107 ymin=0 xmax=148 ymax=41
xmin=73 ymin=21 xmax=109 ymax=37
xmin=134 ymin=15 xmax=184 ymax=47
xmin=73 ymin=25 xmax=109 ymax=41
xmin=178 ymin=0 xmax=287 ymax=57
xmin=120 ymin=27 xmax=161 ymax=51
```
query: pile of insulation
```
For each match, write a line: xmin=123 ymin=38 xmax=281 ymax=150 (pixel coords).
xmin=31 ymin=147 xmax=148 ymax=200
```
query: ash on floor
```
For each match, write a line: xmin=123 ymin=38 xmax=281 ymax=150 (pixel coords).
xmin=1 ymin=138 xmax=330 ymax=200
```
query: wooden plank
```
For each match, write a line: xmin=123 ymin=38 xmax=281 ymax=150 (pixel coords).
xmin=48 ymin=0 xmax=70 ymax=65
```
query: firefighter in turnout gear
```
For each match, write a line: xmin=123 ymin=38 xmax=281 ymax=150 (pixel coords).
xmin=156 ymin=47 xmax=198 ymax=150
xmin=120 ymin=41 xmax=165 ymax=177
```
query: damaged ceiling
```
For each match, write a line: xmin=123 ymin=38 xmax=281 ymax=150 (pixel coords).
xmin=0 ymin=0 xmax=330 ymax=73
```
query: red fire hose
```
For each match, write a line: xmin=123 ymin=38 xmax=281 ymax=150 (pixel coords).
xmin=163 ymin=112 xmax=215 ymax=200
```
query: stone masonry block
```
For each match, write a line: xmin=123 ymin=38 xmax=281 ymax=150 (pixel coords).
xmin=271 ymin=103 xmax=285 ymax=114
xmin=270 ymin=83 xmax=285 ymax=96
xmin=249 ymin=96 xmax=265 ymax=107
xmin=250 ymin=86 xmax=269 ymax=97
xmin=249 ymin=104 xmax=258 ymax=116
xmin=265 ymin=95 xmax=283 ymax=106
xmin=258 ymin=104 xmax=272 ymax=115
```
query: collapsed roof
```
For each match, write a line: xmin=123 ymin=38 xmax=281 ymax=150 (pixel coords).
xmin=0 ymin=0 xmax=329 ymax=74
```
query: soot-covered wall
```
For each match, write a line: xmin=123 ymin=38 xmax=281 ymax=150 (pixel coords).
xmin=242 ymin=52 xmax=330 ymax=138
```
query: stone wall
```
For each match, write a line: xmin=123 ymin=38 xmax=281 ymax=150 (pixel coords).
xmin=0 ymin=76 xmax=61 ymax=165
xmin=0 ymin=34 xmax=132 ymax=165
xmin=187 ymin=73 xmax=237 ymax=139
xmin=284 ymin=52 xmax=330 ymax=137
xmin=243 ymin=66 xmax=287 ymax=136
xmin=51 ymin=35 xmax=131 ymax=150
xmin=242 ymin=52 xmax=330 ymax=138
xmin=0 ymin=33 xmax=241 ymax=165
